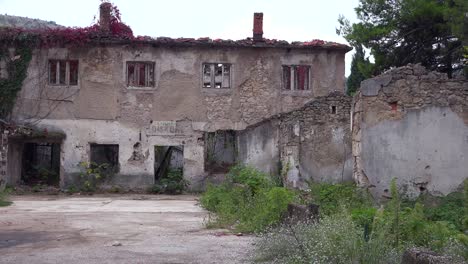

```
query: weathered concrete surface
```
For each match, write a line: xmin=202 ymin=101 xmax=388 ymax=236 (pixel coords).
xmin=0 ymin=195 xmax=255 ymax=264
xmin=355 ymin=64 xmax=468 ymax=198
xmin=237 ymin=120 xmax=280 ymax=176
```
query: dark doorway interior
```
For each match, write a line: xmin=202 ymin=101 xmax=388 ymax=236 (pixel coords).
xmin=154 ymin=146 xmax=183 ymax=181
xmin=21 ymin=142 xmax=60 ymax=186
xmin=204 ymin=130 xmax=237 ymax=173
xmin=90 ymin=144 xmax=119 ymax=174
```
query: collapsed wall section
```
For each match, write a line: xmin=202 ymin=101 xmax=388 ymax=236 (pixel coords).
xmin=355 ymin=64 xmax=468 ymax=199
xmin=238 ymin=92 xmax=352 ymax=187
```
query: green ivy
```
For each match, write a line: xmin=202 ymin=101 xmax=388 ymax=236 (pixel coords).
xmin=0 ymin=43 xmax=33 ymax=119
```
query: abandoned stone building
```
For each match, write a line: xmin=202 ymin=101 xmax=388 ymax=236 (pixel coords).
xmin=1 ymin=3 xmax=466 ymax=198
xmin=0 ymin=4 xmax=350 ymax=191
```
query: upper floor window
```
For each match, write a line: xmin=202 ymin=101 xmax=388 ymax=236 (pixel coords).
xmin=49 ymin=60 xmax=78 ymax=85
xmin=282 ymin=65 xmax=310 ymax=90
xmin=127 ymin=61 xmax=155 ymax=88
xmin=203 ymin=63 xmax=231 ymax=89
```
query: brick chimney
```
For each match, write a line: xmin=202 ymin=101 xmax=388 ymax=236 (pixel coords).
xmin=99 ymin=2 xmax=112 ymax=32
xmin=253 ymin=13 xmax=263 ymax=41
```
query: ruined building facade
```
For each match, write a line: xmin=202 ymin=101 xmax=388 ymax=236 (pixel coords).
xmin=1 ymin=4 xmax=466 ymax=198
xmin=1 ymin=7 xmax=350 ymax=190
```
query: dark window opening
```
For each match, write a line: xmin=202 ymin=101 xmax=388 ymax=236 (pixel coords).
xmin=21 ymin=142 xmax=61 ymax=186
xmin=282 ymin=65 xmax=310 ymax=90
xmin=127 ymin=61 xmax=155 ymax=88
xmin=204 ymin=130 xmax=237 ymax=173
xmin=203 ymin=63 xmax=231 ymax=89
xmin=389 ymin=101 xmax=398 ymax=111
xmin=331 ymin=105 xmax=337 ymax=114
xmin=154 ymin=146 xmax=184 ymax=181
xmin=90 ymin=144 xmax=119 ymax=174
xmin=48 ymin=60 xmax=79 ymax=86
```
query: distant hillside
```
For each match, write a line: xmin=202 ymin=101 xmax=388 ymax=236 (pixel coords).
xmin=0 ymin=14 xmax=63 ymax=29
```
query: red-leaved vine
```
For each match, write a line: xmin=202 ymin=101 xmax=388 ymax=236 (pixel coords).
xmin=0 ymin=2 xmax=133 ymax=48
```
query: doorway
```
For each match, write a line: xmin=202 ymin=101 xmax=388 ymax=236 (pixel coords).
xmin=21 ymin=142 xmax=60 ymax=186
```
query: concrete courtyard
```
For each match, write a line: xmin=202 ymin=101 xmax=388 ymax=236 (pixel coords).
xmin=0 ymin=195 xmax=255 ymax=264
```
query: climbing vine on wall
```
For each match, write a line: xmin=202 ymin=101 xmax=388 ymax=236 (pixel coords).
xmin=0 ymin=43 xmax=33 ymax=119
xmin=0 ymin=2 xmax=133 ymax=121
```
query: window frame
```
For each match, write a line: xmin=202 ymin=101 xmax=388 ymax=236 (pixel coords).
xmin=89 ymin=143 xmax=120 ymax=173
xmin=126 ymin=61 xmax=155 ymax=88
xmin=282 ymin=65 xmax=311 ymax=91
xmin=48 ymin=60 xmax=79 ymax=86
xmin=202 ymin=62 xmax=232 ymax=89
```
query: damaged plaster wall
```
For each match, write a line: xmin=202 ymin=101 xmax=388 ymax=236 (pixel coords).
xmin=238 ymin=92 xmax=352 ymax=188
xmin=356 ymin=64 xmax=468 ymax=199
xmin=8 ymin=44 xmax=345 ymax=189
xmin=237 ymin=120 xmax=280 ymax=176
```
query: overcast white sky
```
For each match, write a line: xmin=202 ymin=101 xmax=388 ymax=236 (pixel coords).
xmin=0 ymin=0 xmax=359 ymax=75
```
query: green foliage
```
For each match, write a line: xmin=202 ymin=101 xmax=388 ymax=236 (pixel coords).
xmin=0 ymin=43 xmax=33 ymax=119
xmin=423 ymin=192 xmax=465 ymax=231
xmin=256 ymin=210 xmax=401 ymax=264
xmin=200 ymin=165 xmax=296 ymax=233
xmin=78 ymin=161 xmax=113 ymax=193
xmin=227 ymin=165 xmax=274 ymax=193
xmin=257 ymin=179 xmax=467 ymax=263
xmin=148 ymin=168 xmax=187 ymax=194
xmin=308 ymin=181 xmax=373 ymax=216
xmin=0 ymin=186 xmax=12 ymax=207
xmin=337 ymin=0 xmax=467 ymax=78
xmin=347 ymin=45 xmax=372 ymax=95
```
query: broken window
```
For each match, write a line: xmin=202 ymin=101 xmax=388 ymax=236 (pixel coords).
xmin=90 ymin=144 xmax=119 ymax=173
xmin=48 ymin=60 xmax=79 ymax=85
xmin=127 ymin=61 xmax=155 ymax=87
xmin=282 ymin=65 xmax=310 ymax=90
xmin=202 ymin=63 xmax=231 ymax=88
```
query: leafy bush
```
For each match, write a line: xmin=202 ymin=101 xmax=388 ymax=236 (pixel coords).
xmin=256 ymin=210 xmax=401 ymax=264
xmin=308 ymin=182 xmax=374 ymax=215
xmin=0 ymin=186 xmax=12 ymax=207
xmin=148 ymin=169 xmax=187 ymax=194
xmin=200 ymin=165 xmax=297 ymax=233
xmin=256 ymin=179 xmax=467 ymax=263
xmin=78 ymin=161 xmax=113 ymax=192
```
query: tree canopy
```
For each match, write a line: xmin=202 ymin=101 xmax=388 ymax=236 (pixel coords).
xmin=338 ymin=0 xmax=468 ymax=79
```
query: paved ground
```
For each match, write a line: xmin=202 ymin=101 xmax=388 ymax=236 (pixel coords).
xmin=0 ymin=195 xmax=255 ymax=264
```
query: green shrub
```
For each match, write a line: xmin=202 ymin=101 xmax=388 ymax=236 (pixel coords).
xmin=256 ymin=179 xmax=467 ymax=263
xmin=255 ymin=210 xmax=401 ymax=264
xmin=78 ymin=161 xmax=114 ymax=192
xmin=227 ymin=165 xmax=273 ymax=193
xmin=148 ymin=169 xmax=187 ymax=194
xmin=0 ymin=187 xmax=12 ymax=207
xmin=422 ymin=192 xmax=465 ymax=231
xmin=200 ymin=165 xmax=297 ymax=233
xmin=308 ymin=181 xmax=374 ymax=215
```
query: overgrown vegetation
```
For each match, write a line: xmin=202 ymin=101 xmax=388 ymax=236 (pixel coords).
xmin=0 ymin=44 xmax=33 ymax=119
xmin=200 ymin=165 xmax=297 ymax=233
xmin=0 ymin=185 xmax=12 ymax=207
xmin=256 ymin=179 xmax=468 ymax=263
xmin=78 ymin=161 xmax=114 ymax=193
xmin=148 ymin=168 xmax=188 ymax=194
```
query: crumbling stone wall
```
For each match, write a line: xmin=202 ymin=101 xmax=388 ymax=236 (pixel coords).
xmin=278 ymin=92 xmax=352 ymax=187
xmin=238 ymin=92 xmax=352 ymax=187
xmin=355 ymin=64 xmax=468 ymax=199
